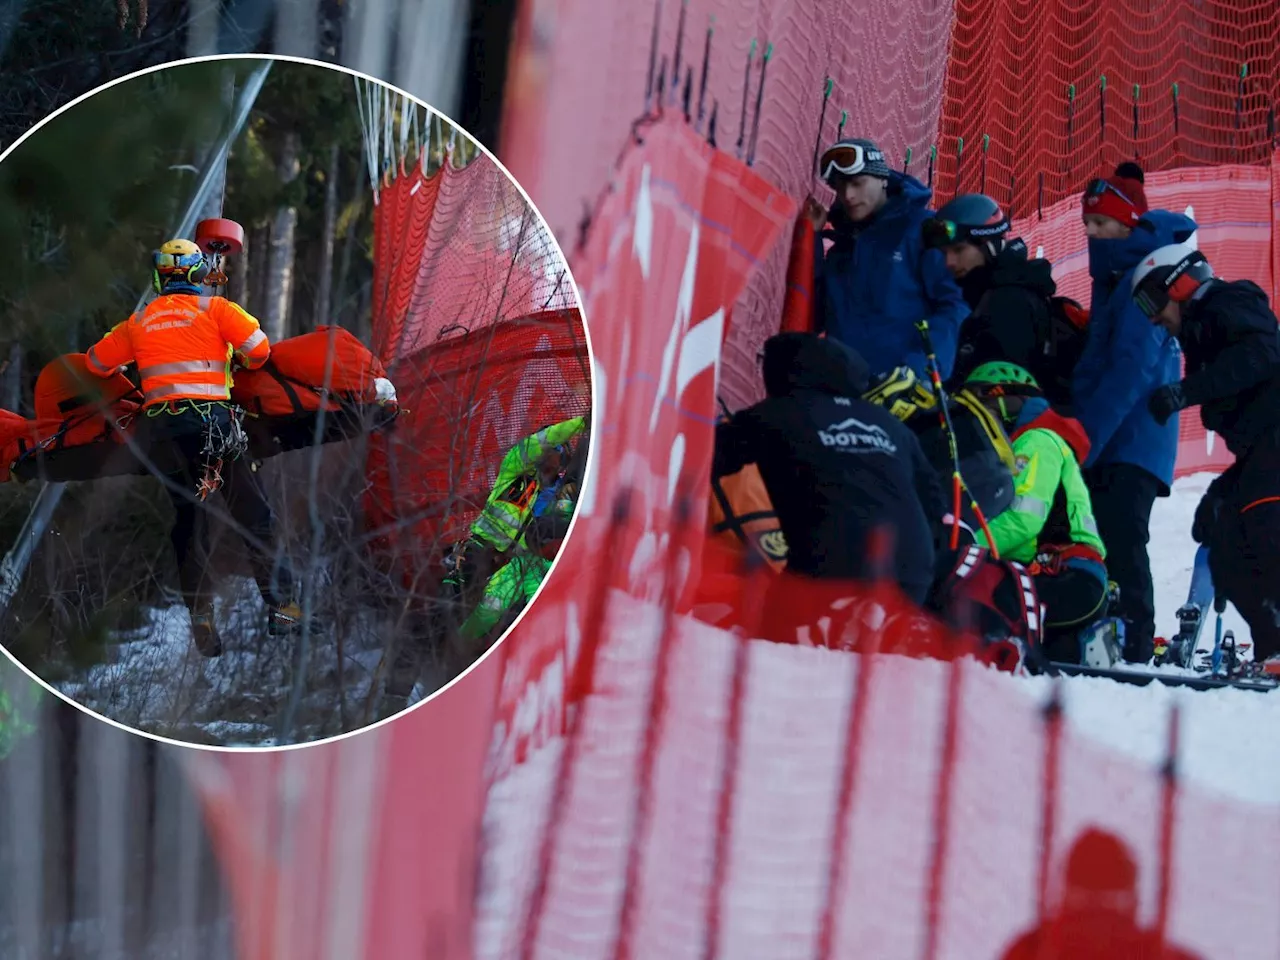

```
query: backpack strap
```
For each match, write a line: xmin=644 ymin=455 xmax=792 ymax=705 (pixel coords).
xmin=710 ymin=474 xmax=752 ymax=546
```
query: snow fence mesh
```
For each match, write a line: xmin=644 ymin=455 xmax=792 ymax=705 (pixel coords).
xmin=498 ymin=0 xmax=955 ymax=412
xmin=476 ymin=585 xmax=1278 ymax=960
xmin=363 ymin=148 xmax=590 ymax=579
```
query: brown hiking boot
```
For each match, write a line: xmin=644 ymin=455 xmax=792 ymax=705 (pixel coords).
xmin=191 ymin=608 xmax=222 ymax=657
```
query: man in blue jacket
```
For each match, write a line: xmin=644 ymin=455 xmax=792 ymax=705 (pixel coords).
xmin=808 ymin=138 xmax=969 ymax=382
xmin=1072 ymin=163 xmax=1191 ymax=664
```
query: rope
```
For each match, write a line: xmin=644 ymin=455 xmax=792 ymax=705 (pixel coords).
xmin=354 ymin=78 xmax=381 ymax=200
xmin=403 ymin=98 xmax=416 ymax=171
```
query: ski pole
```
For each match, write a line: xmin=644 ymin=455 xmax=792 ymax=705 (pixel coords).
xmin=1210 ymin=595 xmax=1227 ymax=676
xmin=810 ymin=77 xmax=834 ymax=180
xmin=915 ymin=320 xmax=999 ymax=557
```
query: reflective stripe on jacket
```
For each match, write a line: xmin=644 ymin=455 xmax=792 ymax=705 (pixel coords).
xmin=470 ymin=416 xmax=587 ymax=551
xmin=977 ymin=424 xmax=1105 ymax=564
xmin=86 ymin=294 xmax=270 ymax=407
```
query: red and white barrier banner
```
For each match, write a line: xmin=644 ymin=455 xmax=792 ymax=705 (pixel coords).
xmin=184 ymin=652 xmax=501 ymax=960
xmin=1013 ymin=159 xmax=1280 ymax=479
xmin=486 ymin=116 xmax=796 ymax=781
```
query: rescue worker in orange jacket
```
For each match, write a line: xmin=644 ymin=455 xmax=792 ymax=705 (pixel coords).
xmin=85 ymin=238 xmax=300 ymax=656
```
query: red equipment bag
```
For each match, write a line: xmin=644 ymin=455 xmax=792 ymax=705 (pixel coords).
xmin=931 ymin=543 xmax=1044 ymax=671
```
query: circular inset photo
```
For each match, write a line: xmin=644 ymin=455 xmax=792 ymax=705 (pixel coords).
xmin=0 ymin=55 xmax=592 ymax=749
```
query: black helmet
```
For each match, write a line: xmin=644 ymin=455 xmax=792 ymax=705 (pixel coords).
xmin=923 ymin=194 xmax=1010 ymax=257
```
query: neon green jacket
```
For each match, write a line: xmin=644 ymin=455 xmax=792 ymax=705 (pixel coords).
xmin=975 ymin=404 xmax=1105 ymax=565
xmin=470 ymin=416 xmax=587 ymax=551
xmin=459 ymin=553 xmax=552 ymax=640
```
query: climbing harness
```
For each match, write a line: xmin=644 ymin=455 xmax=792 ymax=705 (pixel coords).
xmin=146 ymin=400 xmax=248 ymax=501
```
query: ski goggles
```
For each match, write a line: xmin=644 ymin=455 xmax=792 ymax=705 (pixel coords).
xmin=1133 ymin=251 xmax=1212 ymax=318
xmin=921 ymin=215 xmax=1010 ymax=250
xmin=1131 ymin=282 xmax=1167 ymax=319
xmin=819 ymin=142 xmax=885 ymax=182
xmin=1083 ymin=177 xmax=1137 ymax=208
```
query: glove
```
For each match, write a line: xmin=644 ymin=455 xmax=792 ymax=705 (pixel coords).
xmin=1147 ymin=383 xmax=1187 ymax=426
xmin=1192 ymin=494 xmax=1220 ymax=545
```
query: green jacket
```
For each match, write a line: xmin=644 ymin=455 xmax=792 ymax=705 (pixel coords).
xmin=470 ymin=416 xmax=587 ymax=551
xmin=459 ymin=553 xmax=552 ymax=640
xmin=975 ymin=402 xmax=1105 ymax=565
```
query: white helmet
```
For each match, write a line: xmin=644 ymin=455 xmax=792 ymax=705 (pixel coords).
xmin=1131 ymin=242 xmax=1215 ymax=317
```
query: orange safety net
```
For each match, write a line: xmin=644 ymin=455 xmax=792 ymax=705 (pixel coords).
xmin=363 ymin=147 xmax=588 ymax=585
xmin=369 ymin=153 xmax=577 ymax=363
xmin=936 ymin=0 xmax=1280 ymax=217
xmin=363 ymin=310 xmax=590 ymax=581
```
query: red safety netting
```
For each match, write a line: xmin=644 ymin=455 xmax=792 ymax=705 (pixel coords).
xmin=369 ymin=153 xmax=576 ymax=363
xmin=935 ymin=0 xmax=1280 ymax=217
xmin=478 ymin=581 xmax=1277 ymax=960
xmin=363 ymin=309 xmax=591 ymax=577
xmin=498 ymin=0 xmax=954 ymax=410
xmin=483 ymin=115 xmax=795 ymax=777
xmin=474 ymin=107 xmax=1280 ymax=960
xmin=363 ymin=145 xmax=588 ymax=585
xmin=1008 ymin=156 xmax=1280 ymax=478
xmin=184 ymin=651 xmax=502 ymax=960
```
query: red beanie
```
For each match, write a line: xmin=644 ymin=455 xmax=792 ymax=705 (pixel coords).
xmin=1082 ymin=162 xmax=1149 ymax=227
xmin=1064 ymin=827 xmax=1138 ymax=895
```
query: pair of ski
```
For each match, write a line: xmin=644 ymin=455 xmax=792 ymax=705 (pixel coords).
xmin=1047 ymin=546 xmax=1280 ymax=693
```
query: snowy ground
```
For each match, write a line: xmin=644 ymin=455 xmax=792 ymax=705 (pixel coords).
xmin=475 ymin=473 xmax=1280 ymax=959
xmin=53 ymin=575 xmax=413 ymax=746
xmin=1029 ymin=471 xmax=1280 ymax=806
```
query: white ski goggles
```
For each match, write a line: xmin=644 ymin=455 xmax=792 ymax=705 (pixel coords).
xmin=820 ymin=143 xmax=885 ymax=182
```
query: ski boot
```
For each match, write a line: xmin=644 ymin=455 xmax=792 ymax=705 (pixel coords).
xmin=268 ymin=601 xmax=304 ymax=637
xmin=190 ymin=607 xmax=223 ymax=658
xmin=1160 ymin=604 xmax=1206 ymax=668
xmin=1079 ymin=617 xmax=1124 ymax=669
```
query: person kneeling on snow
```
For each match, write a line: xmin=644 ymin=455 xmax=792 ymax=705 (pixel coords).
xmin=1134 ymin=244 xmax=1280 ymax=666
xmin=965 ymin=362 xmax=1111 ymax=662
xmin=713 ymin=332 xmax=946 ymax=616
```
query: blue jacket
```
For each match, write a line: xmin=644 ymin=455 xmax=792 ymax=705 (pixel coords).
xmin=1071 ymin=210 xmax=1195 ymax=490
xmin=814 ymin=172 xmax=968 ymax=382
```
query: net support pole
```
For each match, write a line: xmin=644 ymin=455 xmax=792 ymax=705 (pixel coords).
xmin=0 ymin=59 xmax=272 ymax=624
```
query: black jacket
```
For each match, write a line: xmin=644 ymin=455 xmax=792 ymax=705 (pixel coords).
xmin=1180 ymin=279 xmax=1280 ymax=457
xmin=712 ymin=333 xmax=945 ymax=596
xmin=951 ymin=241 xmax=1075 ymax=408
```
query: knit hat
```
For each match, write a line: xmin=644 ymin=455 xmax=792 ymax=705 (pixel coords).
xmin=819 ymin=138 xmax=892 ymax=182
xmin=1081 ymin=162 xmax=1149 ymax=227
xmin=1063 ymin=827 xmax=1138 ymax=896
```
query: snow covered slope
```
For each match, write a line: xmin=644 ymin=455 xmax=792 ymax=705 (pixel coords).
xmin=475 ymin=473 xmax=1280 ymax=960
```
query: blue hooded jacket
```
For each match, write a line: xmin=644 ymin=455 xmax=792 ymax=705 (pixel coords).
xmin=1071 ymin=209 xmax=1195 ymax=491
xmin=814 ymin=172 xmax=968 ymax=382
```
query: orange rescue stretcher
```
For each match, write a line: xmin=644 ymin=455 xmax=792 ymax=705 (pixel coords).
xmin=0 ymin=325 xmax=400 ymax=484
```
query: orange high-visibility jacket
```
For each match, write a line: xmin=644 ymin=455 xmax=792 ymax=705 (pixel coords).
xmin=86 ymin=294 xmax=271 ymax=407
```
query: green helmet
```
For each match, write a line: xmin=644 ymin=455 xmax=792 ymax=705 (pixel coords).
xmin=966 ymin=361 xmax=1040 ymax=392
